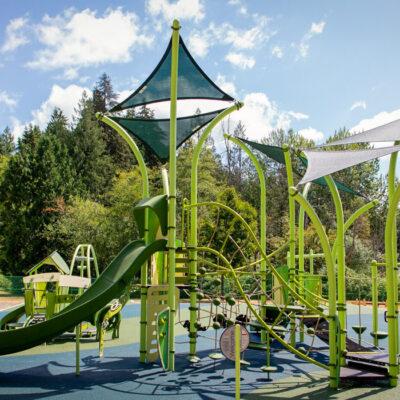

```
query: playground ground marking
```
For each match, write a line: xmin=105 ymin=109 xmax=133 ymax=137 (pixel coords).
xmin=0 ymin=302 xmax=23 ymax=312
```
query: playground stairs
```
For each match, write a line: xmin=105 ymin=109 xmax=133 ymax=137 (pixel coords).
xmin=341 ymin=352 xmax=389 ymax=382
xmin=174 ymin=247 xmax=189 ymax=288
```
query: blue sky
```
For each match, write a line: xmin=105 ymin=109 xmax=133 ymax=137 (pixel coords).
xmin=1 ymin=0 xmax=400 ymax=148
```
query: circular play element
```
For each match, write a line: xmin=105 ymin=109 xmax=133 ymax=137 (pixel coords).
xmin=370 ymin=330 xmax=388 ymax=340
xmin=220 ymin=324 xmax=250 ymax=361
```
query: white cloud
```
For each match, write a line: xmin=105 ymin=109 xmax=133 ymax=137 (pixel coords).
xmin=31 ymin=84 xmax=89 ymax=129
xmin=27 ymin=9 xmax=153 ymax=74
xmin=350 ymin=108 xmax=400 ymax=133
xmin=297 ymin=127 xmax=324 ymax=142
xmin=350 ymin=100 xmax=367 ymax=111
xmin=225 ymin=52 xmax=255 ymax=69
xmin=216 ymin=74 xmax=237 ymax=97
xmin=146 ymin=0 xmax=205 ymax=23
xmin=0 ymin=91 xmax=17 ymax=109
xmin=188 ymin=33 xmax=209 ymax=57
xmin=310 ymin=21 xmax=326 ymax=35
xmin=271 ymin=45 xmax=283 ymax=58
xmin=228 ymin=92 xmax=309 ymax=141
xmin=10 ymin=117 xmax=25 ymax=139
xmin=294 ymin=20 xmax=326 ymax=58
xmin=228 ymin=0 xmax=248 ymax=15
xmin=7 ymin=85 xmax=89 ymax=139
xmin=188 ymin=17 xmax=272 ymax=58
xmin=1 ymin=17 xmax=29 ymax=53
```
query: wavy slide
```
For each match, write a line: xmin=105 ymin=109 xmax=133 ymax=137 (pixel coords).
xmin=0 ymin=239 xmax=166 ymax=356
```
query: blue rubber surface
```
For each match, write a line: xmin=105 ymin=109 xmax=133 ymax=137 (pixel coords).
xmin=0 ymin=304 xmax=393 ymax=399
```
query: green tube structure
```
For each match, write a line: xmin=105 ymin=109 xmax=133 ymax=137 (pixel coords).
xmin=289 ymin=187 xmax=339 ymax=389
xmin=188 ymin=103 xmax=242 ymax=360
xmin=385 ymin=157 xmax=400 ymax=386
xmin=371 ymin=260 xmax=379 ymax=347
xmin=388 ymin=150 xmax=399 ymax=365
xmin=283 ymin=145 xmax=296 ymax=346
xmin=224 ymin=134 xmax=268 ymax=346
xmin=167 ymin=19 xmax=180 ymax=371
xmin=298 ymin=182 xmax=311 ymax=342
xmin=95 ymin=113 xmax=150 ymax=363
xmin=324 ymin=176 xmax=346 ymax=367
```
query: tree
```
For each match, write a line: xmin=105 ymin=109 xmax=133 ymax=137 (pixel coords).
xmin=0 ymin=127 xmax=15 ymax=156
xmin=0 ymin=126 xmax=76 ymax=274
xmin=93 ymin=73 xmax=118 ymax=112
xmin=93 ymin=73 xmax=133 ymax=169
xmin=71 ymin=93 xmax=115 ymax=198
xmin=200 ymin=187 xmax=258 ymax=268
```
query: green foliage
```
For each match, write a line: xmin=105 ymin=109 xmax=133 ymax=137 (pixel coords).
xmin=0 ymin=127 xmax=15 ymax=156
xmin=45 ymin=197 xmax=112 ymax=269
xmin=71 ymin=94 xmax=115 ymax=198
xmin=0 ymin=124 xmax=76 ymax=274
xmin=200 ymin=187 xmax=258 ymax=268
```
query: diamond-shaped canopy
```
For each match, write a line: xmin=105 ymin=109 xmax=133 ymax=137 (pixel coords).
xmin=111 ymin=108 xmax=228 ymax=163
xmin=111 ymin=36 xmax=234 ymax=111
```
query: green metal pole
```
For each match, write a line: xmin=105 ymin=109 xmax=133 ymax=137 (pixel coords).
xmin=76 ymin=323 xmax=81 ymax=376
xmin=298 ymin=182 xmax=311 ymax=342
xmin=385 ymin=153 xmax=400 ymax=386
xmin=371 ymin=260 xmax=379 ymax=347
xmin=96 ymin=113 xmax=150 ymax=363
xmin=188 ymin=104 xmax=242 ymax=361
xmin=283 ymin=145 xmax=296 ymax=346
xmin=309 ymin=249 xmax=314 ymax=275
xmin=324 ymin=176 xmax=346 ymax=367
xmin=167 ymin=19 xmax=180 ymax=371
xmin=388 ymin=151 xmax=399 ymax=364
xmin=235 ymin=324 xmax=241 ymax=400
xmin=289 ymin=187 xmax=339 ymax=389
xmin=224 ymin=135 xmax=267 ymax=342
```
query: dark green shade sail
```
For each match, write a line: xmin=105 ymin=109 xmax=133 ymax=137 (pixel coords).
xmin=111 ymin=36 xmax=234 ymax=111
xmin=240 ymin=138 xmax=363 ymax=197
xmin=110 ymin=108 xmax=228 ymax=163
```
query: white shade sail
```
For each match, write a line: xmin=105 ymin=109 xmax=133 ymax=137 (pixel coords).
xmin=321 ymin=118 xmax=400 ymax=146
xmin=299 ymin=145 xmax=400 ymax=185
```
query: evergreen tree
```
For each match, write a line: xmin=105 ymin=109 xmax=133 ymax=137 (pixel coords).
xmin=0 ymin=126 xmax=76 ymax=274
xmin=0 ymin=127 xmax=15 ymax=156
xmin=93 ymin=73 xmax=133 ymax=169
xmin=71 ymin=93 xmax=115 ymax=198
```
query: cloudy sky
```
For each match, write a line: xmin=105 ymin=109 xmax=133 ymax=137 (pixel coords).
xmin=1 ymin=0 xmax=400 ymax=148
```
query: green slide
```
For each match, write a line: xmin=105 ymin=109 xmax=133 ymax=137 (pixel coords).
xmin=0 ymin=238 xmax=166 ymax=356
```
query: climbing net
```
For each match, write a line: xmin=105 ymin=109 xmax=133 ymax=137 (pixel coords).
xmin=178 ymin=201 xmax=333 ymax=370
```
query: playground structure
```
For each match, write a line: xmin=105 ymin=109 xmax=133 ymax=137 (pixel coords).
xmin=0 ymin=244 xmax=125 ymax=356
xmin=1 ymin=19 xmax=400 ymax=396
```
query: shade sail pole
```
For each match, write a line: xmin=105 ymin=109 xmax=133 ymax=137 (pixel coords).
xmin=167 ymin=19 xmax=180 ymax=371
xmin=188 ymin=103 xmax=243 ymax=361
xmin=289 ymin=187 xmax=339 ymax=388
xmin=96 ymin=113 xmax=150 ymax=363
xmin=298 ymin=182 xmax=311 ymax=343
xmin=324 ymin=176 xmax=346 ymax=367
xmin=224 ymin=134 xmax=267 ymax=343
xmin=283 ymin=145 xmax=296 ymax=346
xmin=386 ymin=151 xmax=399 ymax=386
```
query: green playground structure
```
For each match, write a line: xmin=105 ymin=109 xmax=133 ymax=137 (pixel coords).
xmin=2 ymin=19 xmax=400 ymax=395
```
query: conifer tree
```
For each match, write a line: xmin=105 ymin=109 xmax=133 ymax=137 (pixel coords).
xmin=0 ymin=127 xmax=15 ymax=156
xmin=72 ymin=93 xmax=115 ymax=198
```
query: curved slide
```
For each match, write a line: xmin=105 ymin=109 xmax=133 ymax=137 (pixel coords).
xmin=0 ymin=239 xmax=166 ymax=356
